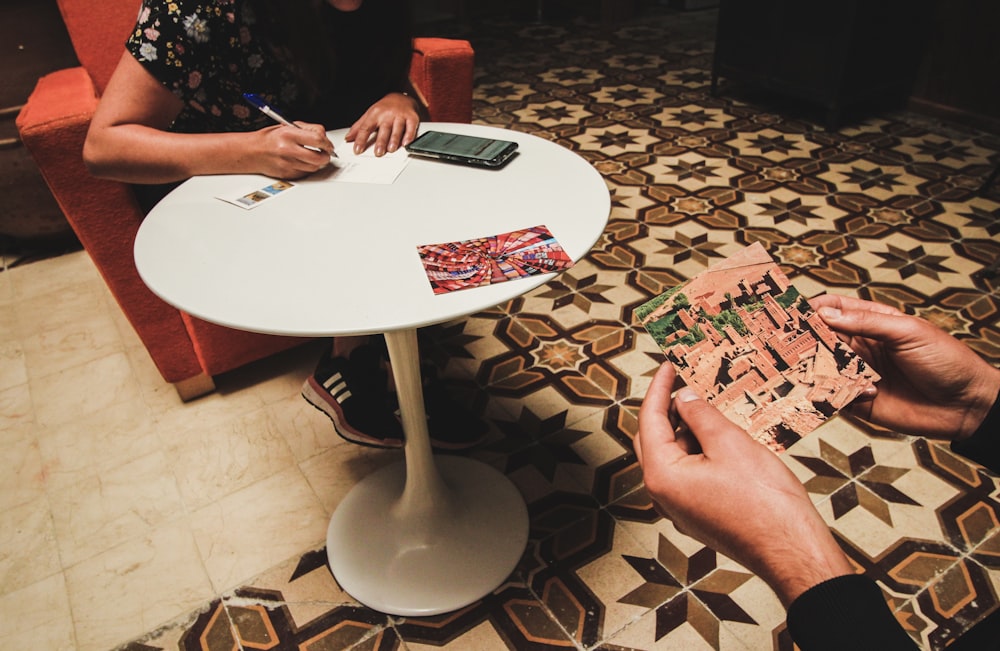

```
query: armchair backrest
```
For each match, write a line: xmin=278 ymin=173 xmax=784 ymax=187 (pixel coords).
xmin=56 ymin=0 xmax=140 ymax=94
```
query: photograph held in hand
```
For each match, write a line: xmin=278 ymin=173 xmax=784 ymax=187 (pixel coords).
xmin=635 ymin=242 xmax=880 ymax=453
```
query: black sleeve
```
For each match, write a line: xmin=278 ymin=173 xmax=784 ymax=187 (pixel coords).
xmin=786 ymin=575 xmax=918 ymax=650
xmin=950 ymin=389 xmax=1000 ymax=474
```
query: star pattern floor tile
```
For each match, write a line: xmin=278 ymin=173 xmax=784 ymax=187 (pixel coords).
xmin=115 ymin=6 xmax=1000 ymax=651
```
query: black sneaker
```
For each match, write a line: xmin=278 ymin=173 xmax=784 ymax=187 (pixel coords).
xmin=420 ymin=374 xmax=490 ymax=451
xmin=301 ymin=345 xmax=404 ymax=448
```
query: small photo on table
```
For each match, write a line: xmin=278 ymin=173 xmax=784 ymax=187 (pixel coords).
xmin=417 ymin=225 xmax=573 ymax=294
xmin=217 ymin=180 xmax=296 ymax=209
xmin=634 ymin=242 xmax=880 ymax=454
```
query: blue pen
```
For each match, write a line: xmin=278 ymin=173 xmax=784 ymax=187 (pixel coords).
xmin=243 ymin=93 xmax=337 ymax=158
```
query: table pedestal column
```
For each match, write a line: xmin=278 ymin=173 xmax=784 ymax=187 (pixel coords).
xmin=326 ymin=328 xmax=529 ymax=616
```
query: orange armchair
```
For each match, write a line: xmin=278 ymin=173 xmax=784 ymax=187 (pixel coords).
xmin=16 ymin=0 xmax=474 ymax=401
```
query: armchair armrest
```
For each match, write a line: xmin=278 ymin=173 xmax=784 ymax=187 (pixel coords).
xmin=15 ymin=66 xmax=98 ymax=130
xmin=410 ymin=37 xmax=474 ymax=124
xmin=16 ymin=67 xmax=205 ymax=384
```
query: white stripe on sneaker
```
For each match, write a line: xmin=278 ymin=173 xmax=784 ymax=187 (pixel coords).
xmin=321 ymin=373 xmax=352 ymax=404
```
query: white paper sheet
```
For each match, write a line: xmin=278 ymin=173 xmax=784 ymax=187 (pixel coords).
xmin=325 ymin=133 xmax=410 ymax=184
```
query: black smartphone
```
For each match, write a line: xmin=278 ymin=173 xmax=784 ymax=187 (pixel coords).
xmin=405 ymin=130 xmax=519 ymax=168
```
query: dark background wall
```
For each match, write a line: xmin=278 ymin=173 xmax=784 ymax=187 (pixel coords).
xmin=908 ymin=0 xmax=1000 ymax=134
xmin=1 ymin=0 xmax=79 ymax=243
xmin=2 ymin=0 xmax=78 ymax=107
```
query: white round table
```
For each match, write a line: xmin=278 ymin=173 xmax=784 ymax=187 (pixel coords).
xmin=134 ymin=122 xmax=611 ymax=616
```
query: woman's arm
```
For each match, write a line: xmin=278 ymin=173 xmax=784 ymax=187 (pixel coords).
xmin=83 ymin=53 xmax=335 ymax=183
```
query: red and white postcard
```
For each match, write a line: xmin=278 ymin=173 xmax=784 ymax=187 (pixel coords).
xmin=417 ymin=225 xmax=573 ymax=294
xmin=635 ymin=242 xmax=879 ymax=454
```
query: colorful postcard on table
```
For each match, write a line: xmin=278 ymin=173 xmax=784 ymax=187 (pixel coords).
xmin=217 ymin=180 xmax=296 ymax=209
xmin=634 ymin=242 xmax=880 ymax=454
xmin=417 ymin=225 xmax=573 ymax=294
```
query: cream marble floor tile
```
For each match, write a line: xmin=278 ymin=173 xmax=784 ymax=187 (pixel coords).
xmin=35 ymin=397 xmax=162 ymax=493
xmin=0 ymin=495 xmax=61 ymax=597
xmin=8 ymin=249 xmax=102 ymax=302
xmin=165 ymin=405 xmax=297 ymax=511
xmin=220 ymin=338 xmax=321 ymax=407
xmin=266 ymin=392 xmax=344 ymax=463
xmin=64 ymin=520 xmax=213 ymax=651
xmin=0 ymin=340 xmax=27 ymax=391
xmin=29 ymin=351 xmax=140 ymax=428
xmin=0 ymin=572 xmax=75 ymax=651
xmin=12 ymin=281 xmax=110 ymax=341
xmin=298 ymin=443 xmax=401 ymax=515
xmin=0 ymin=382 xmax=34 ymax=431
xmin=152 ymin=382 xmax=266 ymax=438
xmin=20 ymin=309 xmax=125 ymax=381
xmin=188 ymin=465 xmax=328 ymax=592
xmin=0 ymin=425 xmax=45 ymax=512
xmin=49 ymin=450 xmax=185 ymax=567
xmin=0 ymin=305 xmax=17 ymax=346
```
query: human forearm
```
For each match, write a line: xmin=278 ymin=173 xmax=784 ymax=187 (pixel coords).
xmin=951 ymin=387 xmax=1000 ymax=474
xmin=952 ymin=367 xmax=1000 ymax=442
xmin=84 ymin=122 xmax=334 ymax=184
xmin=84 ymin=125 xmax=263 ymax=183
xmin=637 ymin=367 xmax=854 ymax=606
xmin=755 ymin=521 xmax=855 ymax=608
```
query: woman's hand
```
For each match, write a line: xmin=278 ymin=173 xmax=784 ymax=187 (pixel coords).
xmin=635 ymin=363 xmax=853 ymax=607
xmin=249 ymin=122 xmax=334 ymax=180
xmin=344 ymin=91 xmax=421 ymax=157
xmin=811 ymin=294 xmax=1000 ymax=441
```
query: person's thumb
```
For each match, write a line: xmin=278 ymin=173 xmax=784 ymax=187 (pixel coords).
xmin=672 ymin=388 xmax=744 ymax=455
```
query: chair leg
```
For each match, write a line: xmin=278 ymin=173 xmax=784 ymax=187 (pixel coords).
xmin=173 ymin=372 xmax=216 ymax=402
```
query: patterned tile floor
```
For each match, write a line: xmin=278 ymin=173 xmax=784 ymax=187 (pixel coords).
xmin=4 ymin=5 xmax=999 ymax=651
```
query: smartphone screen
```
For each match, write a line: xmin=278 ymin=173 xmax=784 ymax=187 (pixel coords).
xmin=406 ymin=131 xmax=518 ymax=167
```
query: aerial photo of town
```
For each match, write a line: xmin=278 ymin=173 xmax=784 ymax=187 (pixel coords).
xmin=635 ymin=243 xmax=880 ymax=453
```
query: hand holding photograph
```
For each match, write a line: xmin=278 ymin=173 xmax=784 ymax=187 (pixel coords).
xmin=635 ymin=242 xmax=880 ymax=453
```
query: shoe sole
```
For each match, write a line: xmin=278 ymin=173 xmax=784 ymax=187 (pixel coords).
xmin=302 ymin=378 xmax=404 ymax=449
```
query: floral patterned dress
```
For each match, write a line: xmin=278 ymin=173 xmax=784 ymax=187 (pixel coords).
xmin=126 ymin=0 xmax=409 ymax=134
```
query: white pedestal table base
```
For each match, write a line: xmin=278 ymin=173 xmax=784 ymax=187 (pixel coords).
xmin=326 ymin=328 xmax=529 ymax=616
xmin=326 ymin=456 xmax=528 ymax=616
